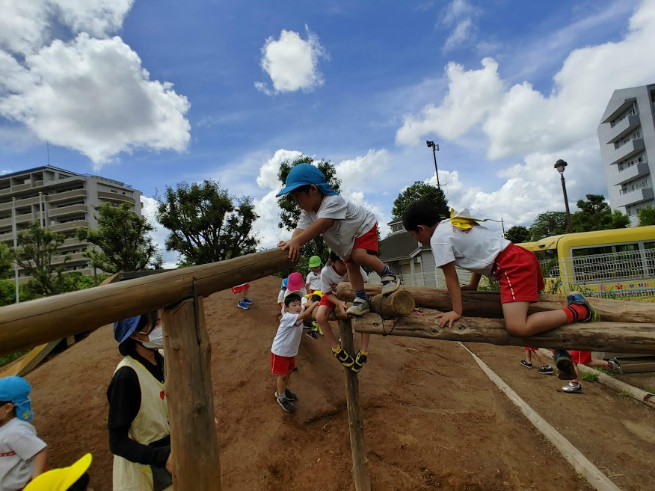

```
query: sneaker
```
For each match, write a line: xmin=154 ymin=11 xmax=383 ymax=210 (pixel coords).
xmin=332 ymin=346 xmax=355 ymax=368
xmin=275 ymin=394 xmax=295 ymax=412
xmin=243 ymin=297 xmax=254 ymax=305
xmin=566 ymin=291 xmax=599 ymax=323
xmin=608 ymin=358 xmax=623 ymax=375
xmin=520 ymin=360 xmax=533 ymax=368
xmin=538 ymin=365 xmax=554 ymax=375
xmin=237 ymin=300 xmax=250 ymax=310
xmin=312 ymin=322 xmax=323 ymax=336
xmin=554 ymin=350 xmax=577 ymax=380
xmin=380 ymin=274 xmax=401 ymax=295
xmin=346 ymin=298 xmax=371 ymax=316
xmin=283 ymin=389 xmax=297 ymax=402
xmin=351 ymin=351 xmax=368 ymax=373
xmin=305 ymin=329 xmax=319 ymax=339
xmin=562 ymin=381 xmax=582 ymax=393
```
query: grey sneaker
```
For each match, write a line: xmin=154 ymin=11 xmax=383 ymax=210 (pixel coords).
xmin=346 ymin=298 xmax=371 ymax=316
xmin=380 ymin=274 xmax=401 ymax=295
xmin=608 ymin=358 xmax=623 ymax=375
xmin=538 ymin=365 xmax=554 ymax=375
xmin=275 ymin=393 xmax=296 ymax=412
xmin=562 ymin=381 xmax=582 ymax=393
xmin=520 ymin=360 xmax=532 ymax=368
xmin=283 ymin=389 xmax=297 ymax=401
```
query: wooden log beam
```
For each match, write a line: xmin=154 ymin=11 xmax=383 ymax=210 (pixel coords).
xmin=338 ymin=319 xmax=371 ymax=491
xmin=351 ymin=310 xmax=655 ymax=354
xmin=0 ymin=248 xmax=294 ymax=355
xmin=163 ymin=297 xmax=221 ymax=490
xmin=369 ymin=290 xmax=415 ymax=317
xmin=336 ymin=283 xmax=655 ymax=324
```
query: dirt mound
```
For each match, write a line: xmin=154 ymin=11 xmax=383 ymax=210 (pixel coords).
xmin=24 ymin=276 xmax=655 ymax=490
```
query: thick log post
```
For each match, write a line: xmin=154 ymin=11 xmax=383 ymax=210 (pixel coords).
xmin=163 ymin=296 xmax=221 ymax=490
xmin=338 ymin=319 xmax=371 ymax=491
xmin=369 ymin=290 xmax=415 ymax=317
xmin=351 ymin=311 xmax=655 ymax=354
xmin=336 ymin=284 xmax=655 ymax=323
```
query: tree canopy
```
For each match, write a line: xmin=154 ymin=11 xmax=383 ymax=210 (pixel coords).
xmin=78 ymin=202 xmax=161 ymax=273
xmin=505 ymin=225 xmax=530 ymax=244
xmin=529 ymin=211 xmax=568 ymax=240
xmin=391 ymin=181 xmax=449 ymax=220
xmin=571 ymin=194 xmax=628 ymax=231
xmin=638 ymin=206 xmax=655 ymax=226
xmin=156 ymin=180 xmax=259 ymax=266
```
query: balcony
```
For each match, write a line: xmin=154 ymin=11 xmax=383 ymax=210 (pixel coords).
xmin=607 ymin=115 xmax=640 ymax=144
xmin=48 ymin=204 xmax=87 ymax=218
xmin=46 ymin=189 xmax=87 ymax=203
xmin=615 ymin=186 xmax=654 ymax=208
xmin=97 ymin=191 xmax=135 ymax=204
xmin=49 ymin=220 xmax=89 ymax=233
xmin=614 ymin=162 xmax=650 ymax=186
xmin=608 ymin=138 xmax=645 ymax=166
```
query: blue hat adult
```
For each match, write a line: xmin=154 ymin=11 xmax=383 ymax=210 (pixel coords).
xmin=113 ymin=315 xmax=142 ymax=345
xmin=276 ymin=164 xmax=338 ymax=197
xmin=0 ymin=375 xmax=34 ymax=422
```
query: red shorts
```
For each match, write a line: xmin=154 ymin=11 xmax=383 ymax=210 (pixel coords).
xmin=569 ymin=350 xmax=592 ymax=365
xmin=525 ymin=347 xmax=538 ymax=352
xmin=319 ymin=295 xmax=335 ymax=309
xmin=231 ymin=283 xmax=249 ymax=294
xmin=271 ymin=352 xmax=296 ymax=375
xmin=493 ymin=244 xmax=544 ymax=303
xmin=352 ymin=223 xmax=379 ymax=254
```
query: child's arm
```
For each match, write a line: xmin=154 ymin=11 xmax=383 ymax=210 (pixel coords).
xmin=436 ymin=262 xmax=463 ymax=328
xmin=461 ymin=272 xmax=481 ymax=290
xmin=31 ymin=447 xmax=48 ymax=479
xmin=278 ymin=218 xmax=335 ymax=261
xmin=297 ymin=300 xmax=318 ymax=321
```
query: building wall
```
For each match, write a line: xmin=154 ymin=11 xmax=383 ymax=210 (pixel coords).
xmin=598 ymin=84 xmax=655 ymax=225
xmin=0 ymin=165 xmax=142 ymax=277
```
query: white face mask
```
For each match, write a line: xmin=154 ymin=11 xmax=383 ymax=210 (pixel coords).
xmin=141 ymin=326 xmax=164 ymax=349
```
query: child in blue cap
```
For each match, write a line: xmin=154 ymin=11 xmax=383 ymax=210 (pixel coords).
xmin=0 ymin=376 xmax=48 ymax=490
xmin=277 ymin=163 xmax=400 ymax=368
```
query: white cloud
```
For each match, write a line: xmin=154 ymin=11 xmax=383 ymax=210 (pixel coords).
xmin=440 ymin=0 xmax=481 ymax=52
xmin=140 ymin=196 xmax=179 ymax=269
xmin=256 ymin=148 xmax=303 ymax=190
xmin=0 ymin=0 xmax=190 ymax=168
xmin=256 ymin=26 xmax=327 ymax=94
xmin=335 ymin=149 xmax=392 ymax=195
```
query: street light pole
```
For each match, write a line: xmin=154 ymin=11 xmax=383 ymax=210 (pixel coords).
xmin=426 ymin=141 xmax=440 ymax=189
xmin=554 ymin=159 xmax=573 ymax=233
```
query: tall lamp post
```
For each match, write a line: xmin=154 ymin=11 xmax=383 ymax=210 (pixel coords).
xmin=554 ymin=159 xmax=574 ymax=233
xmin=426 ymin=140 xmax=440 ymax=189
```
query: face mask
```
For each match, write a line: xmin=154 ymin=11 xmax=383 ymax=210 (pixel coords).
xmin=141 ymin=326 xmax=164 ymax=349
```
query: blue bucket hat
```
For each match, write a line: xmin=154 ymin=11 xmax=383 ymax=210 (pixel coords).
xmin=113 ymin=315 xmax=142 ymax=344
xmin=0 ymin=376 xmax=34 ymax=422
xmin=281 ymin=277 xmax=289 ymax=289
xmin=276 ymin=164 xmax=338 ymax=197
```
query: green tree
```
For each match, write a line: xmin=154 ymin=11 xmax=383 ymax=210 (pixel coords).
xmin=529 ymin=212 xmax=568 ymax=240
xmin=505 ymin=225 xmax=530 ymax=244
xmin=78 ymin=202 xmax=162 ymax=274
xmin=638 ymin=206 xmax=655 ymax=226
xmin=277 ymin=156 xmax=341 ymax=263
xmin=0 ymin=242 xmax=13 ymax=279
xmin=391 ymin=181 xmax=449 ymax=220
xmin=14 ymin=221 xmax=72 ymax=296
xmin=571 ymin=194 xmax=628 ymax=232
xmin=156 ymin=180 xmax=259 ymax=266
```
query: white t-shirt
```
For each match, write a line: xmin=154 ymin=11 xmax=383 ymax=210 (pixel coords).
xmin=271 ymin=312 xmax=304 ymax=357
xmin=0 ymin=417 xmax=47 ymax=491
xmin=320 ymin=264 xmax=369 ymax=295
xmin=430 ymin=220 xmax=511 ymax=276
xmin=297 ymin=194 xmax=377 ymax=259
xmin=306 ymin=271 xmax=322 ymax=291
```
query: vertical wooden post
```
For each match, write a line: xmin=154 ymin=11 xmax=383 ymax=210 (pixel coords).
xmin=163 ymin=295 xmax=221 ymax=490
xmin=338 ymin=319 xmax=371 ymax=491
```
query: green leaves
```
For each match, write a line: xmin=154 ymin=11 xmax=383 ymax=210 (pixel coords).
xmin=391 ymin=181 xmax=449 ymax=221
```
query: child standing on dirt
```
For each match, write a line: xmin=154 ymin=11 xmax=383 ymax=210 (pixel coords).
xmin=305 ymin=256 xmax=323 ymax=293
xmin=402 ymin=200 xmax=600 ymax=380
xmin=314 ymin=251 xmax=370 ymax=371
xmin=561 ymin=351 xmax=622 ymax=393
xmin=271 ymin=293 xmax=318 ymax=413
xmin=276 ymin=163 xmax=400 ymax=318
xmin=0 ymin=376 xmax=48 ymax=490
xmin=520 ymin=348 xmax=554 ymax=375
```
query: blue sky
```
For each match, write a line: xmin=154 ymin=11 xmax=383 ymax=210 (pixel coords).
xmin=1 ymin=0 xmax=654 ymax=266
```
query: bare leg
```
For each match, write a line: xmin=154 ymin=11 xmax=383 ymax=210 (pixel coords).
xmin=350 ymin=248 xmax=385 ymax=274
xmin=360 ymin=333 xmax=370 ymax=352
xmin=345 ymin=261 xmax=365 ymax=291
xmin=317 ymin=305 xmax=339 ymax=349
xmin=533 ymin=349 xmax=551 ymax=367
xmin=276 ymin=374 xmax=287 ymax=395
xmin=503 ymin=302 xmax=568 ymax=336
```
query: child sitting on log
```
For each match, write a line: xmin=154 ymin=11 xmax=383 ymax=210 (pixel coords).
xmin=402 ymin=200 xmax=599 ymax=380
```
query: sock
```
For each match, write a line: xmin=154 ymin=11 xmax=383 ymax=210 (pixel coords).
xmin=563 ymin=303 xmax=589 ymax=323
xmin=277 ymin=392 xmax=286 ymax=401
xmin=381 ymin=265 xmax=393 ymax=276
xmin=355 ymin=289 xmax=367 ymax=300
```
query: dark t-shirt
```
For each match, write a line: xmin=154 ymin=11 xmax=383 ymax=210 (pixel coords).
xmin=107 ymin=349 xmax=169 ymax=468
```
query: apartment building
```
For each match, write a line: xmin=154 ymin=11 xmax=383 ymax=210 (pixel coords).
xmin=597 ymin=84 xmax=655 ymax=225
xmin=0 ymin=165 xmax=142 ymax=277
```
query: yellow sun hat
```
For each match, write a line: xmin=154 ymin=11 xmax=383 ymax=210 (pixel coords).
xmin=24 ymin=453 xmax=92 ymax=491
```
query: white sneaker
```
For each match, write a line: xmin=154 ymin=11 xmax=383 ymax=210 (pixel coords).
xmin=346 ymin=298 xmax=370 ymax=316
xmin=380 ymin=275 xmax=400 ymax=295
xmin=562 ymin=382 xmax=582 ymax=393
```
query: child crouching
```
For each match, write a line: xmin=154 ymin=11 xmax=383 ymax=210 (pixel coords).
xmin=271 ymin=292 xmax=318 ymax=413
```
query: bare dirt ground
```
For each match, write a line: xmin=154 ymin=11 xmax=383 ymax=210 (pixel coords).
xmin=25 ymin=276 xmax=655 ymax=490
